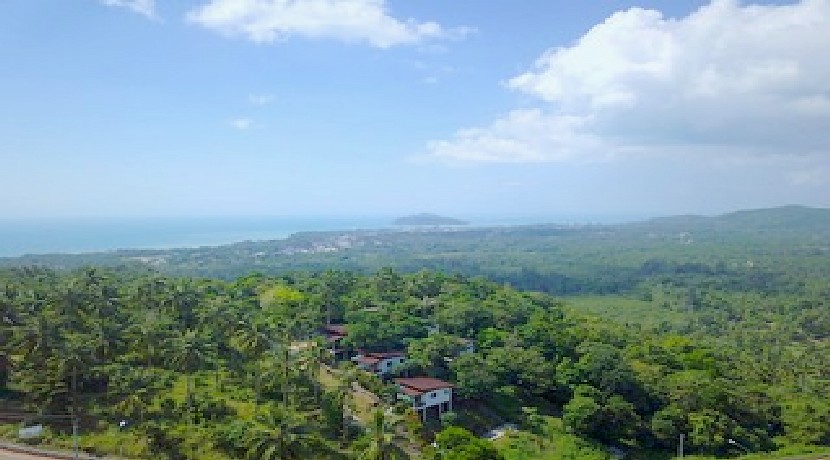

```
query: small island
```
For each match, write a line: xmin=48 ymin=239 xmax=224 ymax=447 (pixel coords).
xmin=394 ymin=213 xmax=469 ymax=226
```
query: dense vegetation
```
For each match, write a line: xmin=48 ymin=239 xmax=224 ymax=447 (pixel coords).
xmin=0 ymin=206 xmax=828 ymax=458
xmin=0 ymin=263 xmax=828 ymax=459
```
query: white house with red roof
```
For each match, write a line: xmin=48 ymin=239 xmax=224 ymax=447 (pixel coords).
xmin=322 ymin=324 xmax=347 ymax=342
xmin=394 ymin=377 xmax=454 ymax=420
xmin=353 ymin=351 xmax=407 ymax=376
xmin=321 ymin=324 xmax=348 ymax=357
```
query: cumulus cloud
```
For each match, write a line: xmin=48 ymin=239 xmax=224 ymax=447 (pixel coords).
xmin=99 ymin=0 xmax=156 ymax=19
xmin=427 ymin=109 xmax=604 ymax=163
xmin=427 ymin=0 xmax=830 ymax=163
xmin=186 ymin=0 xmax=469 ymax=48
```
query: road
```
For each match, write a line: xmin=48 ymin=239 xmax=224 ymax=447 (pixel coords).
xmin=0 ymin=448 xmax=60 ymax=460
xmin=0 ymin=445 xmax=95 ymax=460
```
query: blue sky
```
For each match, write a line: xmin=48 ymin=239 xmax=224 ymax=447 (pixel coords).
xmin=2 ymin=0 xmax=829 ymax=220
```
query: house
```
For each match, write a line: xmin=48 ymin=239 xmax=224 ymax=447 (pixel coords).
xmin=322 ymin=324 xmax=347 ymax=341
xmin=353 ymin=351 xmax=407 ymax=376
xmin=394 ymin=377 xmax=454 ymax=421
xmin=321 ymin=324 xmax=347 ymax=356
xmin=459 ymin=338 xmax=475 ymax=354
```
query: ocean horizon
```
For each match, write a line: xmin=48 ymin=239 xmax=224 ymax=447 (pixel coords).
xmin=0 ymin=213 xmax=644 ymax=258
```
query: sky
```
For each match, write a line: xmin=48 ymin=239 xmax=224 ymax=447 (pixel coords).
xmin=1 ymin=0 xmax=829 ymax=220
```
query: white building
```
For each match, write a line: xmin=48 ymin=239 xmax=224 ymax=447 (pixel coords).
xmin=353 ymin=351 xmax=407 ymax=376
xmin=394 ymin=377 xmax=454 ymax=421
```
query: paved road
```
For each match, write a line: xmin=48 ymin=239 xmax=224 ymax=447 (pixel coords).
xmin=0 ymin=445 xmax=97 ymax=460
xmin=0 ymin=448 xmax=59 ymax=460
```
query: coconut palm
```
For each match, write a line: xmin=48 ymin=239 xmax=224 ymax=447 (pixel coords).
xmin=358 ymin=409 xmax=405 ymax=460
xmin=245 ymin=405 xmax=319 ymax=460
xmin=236 ymin=318 xmax=272 ymax=408
xmin=170 ymin=328 xmax=212 ymax=423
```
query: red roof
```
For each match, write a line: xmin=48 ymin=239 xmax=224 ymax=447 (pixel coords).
xmin=399 ymin=386 xmax=422 ymax=398
xmin=358 ymin=351 xmax=406 ymax=359
xmin=323 ymin=324 xmax=347 ymax=335
xmin=355 ymin=355 xmax=382 ymax=366
xmin=394 ymin=377 xmax=454 ymax=396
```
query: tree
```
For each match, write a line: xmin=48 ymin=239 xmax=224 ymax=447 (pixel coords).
xmin=571 ymin=342 xmax=641 ymax=401
xmin=434 ymin=426 xmax=504 ymax=460
xmin=236 ymin=318 xmax=272 ymax=408
xmin=406 ymin=333 xmax=466 ymax=378
xmin=563 ymin=390 xmax=603 ymax=438
xmin=358 ymin=409 xmax=403 ymax=460
xmin=450 ymin=353 xmax=497 ymax=400
xmin=651 ymin=405 xmax=687 ymax=448
xmin=170 ymin=328 xmax=212 ymax=423
xmin=245 ymin=405 xmax=319 ymax=460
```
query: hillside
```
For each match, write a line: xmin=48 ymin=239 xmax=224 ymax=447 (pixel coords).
xmin=393 ymin=213 xmax=469 ymax=226
xmin=637 ymin=205 xmax=830 ymax=234
xmin=1 ymin=206 xmax=829 ymax=459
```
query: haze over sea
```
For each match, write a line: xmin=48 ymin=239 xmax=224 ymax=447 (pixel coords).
xmin=0 ymin=214 xmax=643 ymax=258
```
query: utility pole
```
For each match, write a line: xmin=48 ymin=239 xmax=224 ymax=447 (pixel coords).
xmin=119 ymin=420 xmax=127 ymax=459
xmin=678 ymin=433 xmax=684 ymax=459
xmin=72 ymin=412 xmax=79 ymax=460
xmin=72 ymin=363 xmax=79 ymax=460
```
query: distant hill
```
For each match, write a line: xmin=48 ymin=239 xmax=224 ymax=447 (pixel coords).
xmin=393 ymin=213 xmax=468 ymax=226
xmin=714 ymin=205 xmax=830 ymax=229
xmin=639 ymin=205 xmax=830 ymax=232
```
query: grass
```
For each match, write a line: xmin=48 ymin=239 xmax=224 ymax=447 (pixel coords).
xmin=493 ymin=417 xmax=610 ymax=460
xmin=318 ymin=364 xmax=377 ymax=425
xmin=491 ymin=416 xmax=830 ymax=460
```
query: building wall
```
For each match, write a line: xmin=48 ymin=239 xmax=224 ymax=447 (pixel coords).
xmin=379 ymin=356 xmax=406 ymax=373
xmin=417 ymin=387 xmax=452 ymax=409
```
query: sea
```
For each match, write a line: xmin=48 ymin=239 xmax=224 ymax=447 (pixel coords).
xmin=0 ymin=214 xmax=642 ymax=258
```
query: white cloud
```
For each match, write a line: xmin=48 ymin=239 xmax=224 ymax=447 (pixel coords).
xmin=186 ymin=0 xmax=468 ymax=48
xmin=248 ymin=93 xmax=275 ymax=106
xmin=230 ymin=118 xmax=254 ymax=130
xmin=427 ymin=109 xmax=604 ymax=163
xmin=99 ymin=0 xmax=156 ymax=19
xmin=427 ymin=0 xmax=830 ymax=163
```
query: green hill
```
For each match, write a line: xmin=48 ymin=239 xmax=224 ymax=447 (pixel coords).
xmin=393 ymin=213 xmax=469 ymax=226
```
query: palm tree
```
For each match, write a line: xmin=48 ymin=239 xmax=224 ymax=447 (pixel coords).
xmin=358 ymin=409 xmax=405 ymax=460
xmin=170 ymin=328 xmax=212 ymax=423
xmin=336 ymin=366 xmax=357 ymax=444
xmin=0 ymin=294 xmax=20 ymax=390
xmin=245 ymin=405 xmax=316 ymax=460
xmin=302 ymin=337 xmax=327 ymax=401
xmin=236 ymin=319 xmax=271 ymax=409
xmin=196 ymin=297 xmax=233 ymax=388
xmin=115 ymin=387 xmax=150 ymax=424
